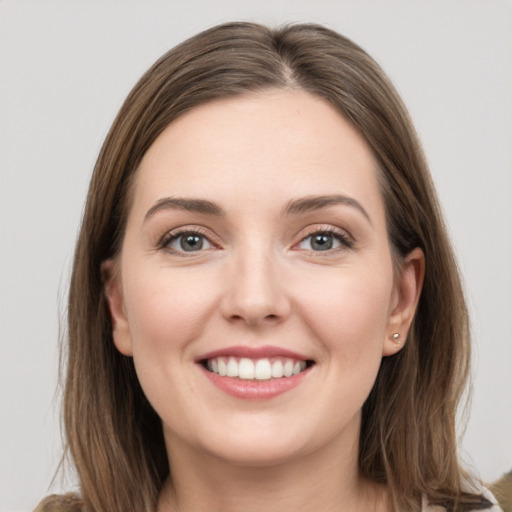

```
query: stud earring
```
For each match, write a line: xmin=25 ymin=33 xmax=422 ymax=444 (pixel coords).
xmin=391 ymin=333 xmax=402 ymax=345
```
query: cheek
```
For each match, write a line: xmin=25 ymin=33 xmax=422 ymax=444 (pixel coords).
xmin=295 ymin=264 xmax=394 ymax=357
xmin=122 ymin=266 xmax=220 ymax=355
xmin=120 ymin=267 xmax=222 ymax=418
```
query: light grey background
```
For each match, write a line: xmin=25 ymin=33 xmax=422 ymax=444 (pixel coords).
xmin=1 ymin=1 xmax=511 ymax=511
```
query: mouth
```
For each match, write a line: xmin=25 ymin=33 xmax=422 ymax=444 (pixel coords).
xmin=201 ymin=356 xmax=315 ymax=381
xmin=196 ymin=346 xmax=315 ymax=397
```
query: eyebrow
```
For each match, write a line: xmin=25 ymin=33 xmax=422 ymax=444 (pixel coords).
xmin=282 ymin=194 xmax=371 ymax=223
xmin=144 ymin=194 xmax=371 ymax=224
xmin=145 ymin=197 xmax=226 ymax=220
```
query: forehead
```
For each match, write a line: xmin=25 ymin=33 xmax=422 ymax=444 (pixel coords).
xmin=131 ymin=89 xmax=384 ymax=220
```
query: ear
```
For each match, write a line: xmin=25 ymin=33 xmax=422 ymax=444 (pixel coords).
xmin=101 ymin=259 xmax=133 ymax=356
xmin=383 ymin=247 xmax=425 ymax=356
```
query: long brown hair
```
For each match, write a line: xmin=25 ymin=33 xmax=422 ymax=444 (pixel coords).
xmin=37 ymin=22 xmax=491 ymax=512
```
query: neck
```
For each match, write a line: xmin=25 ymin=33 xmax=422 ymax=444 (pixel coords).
xmin=157 ymin=428 xmax=387 ymax=512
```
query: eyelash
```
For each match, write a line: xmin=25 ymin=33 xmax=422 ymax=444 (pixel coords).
xmin=158 ymin=226 xmax=354 ymax=255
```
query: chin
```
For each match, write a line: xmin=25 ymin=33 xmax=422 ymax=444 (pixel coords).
xmin=195 ymin=413 xmax=349 ymax=469
xmin=202 ymin=439 xmax=307 ymax=468
xmin=165 ymin=414 xmax=315 ymax=468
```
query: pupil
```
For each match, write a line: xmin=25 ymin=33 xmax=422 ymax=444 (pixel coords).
xmin=312 ymin=234 xmax=332 ymax=251
xmin=181 ymin=234 xmax=203 ymax=251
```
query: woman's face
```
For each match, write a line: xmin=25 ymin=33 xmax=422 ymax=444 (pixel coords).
xmin=105 ymin=90 xmax=421 ymax=467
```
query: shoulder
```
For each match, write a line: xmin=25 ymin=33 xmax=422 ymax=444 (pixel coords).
xmin=482 ymin=487 xmax=506 ymax=512
xmin=33 ymin=493 xmax=84 ymax=512
xmin=421 ymin=488 xmax=504 ymax=512
xmin=489 ymin=471 xmax=512 ymax=512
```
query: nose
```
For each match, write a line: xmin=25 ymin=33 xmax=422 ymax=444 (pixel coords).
xmin=220 ymin=248 xmax=291 ymax=328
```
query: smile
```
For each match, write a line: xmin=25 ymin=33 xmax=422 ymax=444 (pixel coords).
xmin=205 ymin=356 xmax=308 ymax=380
xmin=197 ymin=346 xmax=315 ymax=398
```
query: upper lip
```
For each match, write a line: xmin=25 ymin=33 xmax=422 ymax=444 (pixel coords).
xmin=195 ymin=345 xmax=312 ymax=362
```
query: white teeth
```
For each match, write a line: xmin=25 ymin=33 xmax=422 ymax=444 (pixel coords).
xmin=226 ymin=357 xmax=238 ymax=377
xmin=218 ymin=358 xmax=227 ymax=376
xmin=283 ymin=360 xmax=294 ymax=377
xmin=271 ymin=360 xmax=284 ymax=378
xmin=239 ymin=358 xmax=255 ymax=379
xmin=254 ymin=359 xmax=272 ymax=380
xmin=206 ymin=356 xmax=309 ymax=380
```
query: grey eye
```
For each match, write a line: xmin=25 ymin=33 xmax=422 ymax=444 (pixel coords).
xmin=299 ymin=232 xmax=345 ymax=251
xmin=167 ymin=233 xmax=212 ymax=252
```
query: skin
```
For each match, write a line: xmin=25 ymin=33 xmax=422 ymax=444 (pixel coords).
xmin=104 ymin=89 xmax=424 ymax=512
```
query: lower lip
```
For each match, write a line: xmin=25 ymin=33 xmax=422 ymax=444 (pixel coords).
xmin=200 ymin=365 xmax=311 ymax=399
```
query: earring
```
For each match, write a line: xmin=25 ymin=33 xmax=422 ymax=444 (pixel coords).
xmin=391 ymin=333 xmax=402 ymax=345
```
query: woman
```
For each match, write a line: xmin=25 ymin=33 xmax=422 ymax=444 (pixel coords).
xmin=36 ymin=22 xmax=502 ymax=512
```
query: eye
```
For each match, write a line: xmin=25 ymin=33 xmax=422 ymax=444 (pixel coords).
xmin=162 ymin=231 xmax=213 ymax=253
xmin=298 ymin=230 xmax=352 ymax=252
